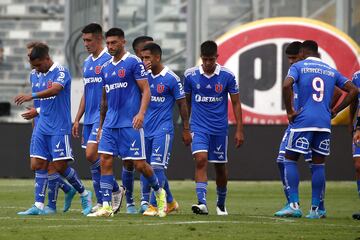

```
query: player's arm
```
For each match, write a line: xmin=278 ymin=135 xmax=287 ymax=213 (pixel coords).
xmin=330 ymin=87 xmax=343 ymax=109
xmin=283 ymin=76 xmax=296 ymax=123
xmin=72 ymin=94 xmax=85 ymax=138
xmin=97 ymin=87 xmax=107 ymax=142
xmin=176 ymin=98 xmax=191 ymax=146
xmin=14 ymin=83 xmax=63 ymax=105
xmin=332 ymin=81 xmax=358 ymax=118
xmin=134 ymin=78 xmax=150 ymax=130
xmin=230 ymin=93 xmax=244 ymax=148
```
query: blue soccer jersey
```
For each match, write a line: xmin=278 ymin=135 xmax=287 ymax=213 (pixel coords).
xmin=353 ymin=71 xmax=360 ymax=112
xmin=30 ymin=69 xmax=42 ymax=126
xmin=144 ymin=66 xmax=185 ymax=137
xmin=101 ymin=52 xmax=147 ymax=128
xmin=83 ymin=48 xmax=112 ymax=124
xmin=287 ymin=57 xmax=349 ymax=132
xmin=184 ymin=64 xmax=239 ymax=135
xmin=35 ymin=62 xmax=72 ymax=135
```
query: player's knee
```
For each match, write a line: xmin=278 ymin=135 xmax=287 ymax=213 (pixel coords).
xmin=30 ymin=158 xmax=48 ymax=171
xmin=85 ymin=151 xmax=98 ymax=162
xmin=133 ymin=161 xmax=146 ymax=172
xmin=195 ymin=157 xmax=207 ymax=169
xmin=354 ymin=159 xmax=360 ymax=172
xmin=123 ymin=160 xmax=134 ymax=171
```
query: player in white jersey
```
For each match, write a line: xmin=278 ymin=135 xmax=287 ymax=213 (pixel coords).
xmin=72 ymin=23 xmax=124 ymax=214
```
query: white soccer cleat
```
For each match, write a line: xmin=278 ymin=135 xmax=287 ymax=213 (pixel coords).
xmin=191 ymin=203 xmax=208 ymax=215
xmin=87 ymin=206 xmax=114 ymax=217
xmin=91 ymin=203 xmax=102 ymax=213
xmin=216 ymin=206 xmax=228 ymax=216
xmin=112 ymin=186 xmax=126 ymax=214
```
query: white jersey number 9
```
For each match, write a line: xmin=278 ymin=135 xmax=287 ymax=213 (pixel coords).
xmin=312 ymin=77 xmax=324 ymax=102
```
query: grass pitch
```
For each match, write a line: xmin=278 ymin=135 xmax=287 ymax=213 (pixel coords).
xmin=0 ymin=180 xmax=359 ymax=240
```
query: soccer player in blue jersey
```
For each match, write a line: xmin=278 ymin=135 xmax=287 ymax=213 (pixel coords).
xmin=15 ymin=44 xmax=93 ymax=215
xmin=350 ymin=70 xmax=360 ymax=220
xmin=87 ymin=28 xmax=166 ymax=217
xmin=282 ymin=40 xmax=357 ymax=218
xmin=72 ymin=23 xmax=124 ymax=214
xmin=140 ymin=42 xmax=191 ymax=216
xmin=20 ymin=42 xmax=76 ymax=215
xmin=184 ymin=40 xmax=244 ymax=215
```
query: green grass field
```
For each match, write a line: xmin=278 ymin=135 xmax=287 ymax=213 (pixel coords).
xmin=0 ymin=180 xmax=359 ymax=240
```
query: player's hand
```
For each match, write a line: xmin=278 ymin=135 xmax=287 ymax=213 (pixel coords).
xmin=96 ymin=128 xmax=102 ymax=143
xmin=234 ymin=130 xmax=244 ymax=148
xmin=182 ymin=129 xmax=192 ymax=146
xmin=14 ymin=94 xmax=32 ymax=105
xmin=21 ymin=107 xmax=38 ymax=120
xmin=353 ymin=129 xmax=360 ymax=146
xmin=132 ymin=112 xmax=144 ymax=130
xmin=144 ymin=61 xmax=152 ymax=71
xmin=72 ymin=121 xmax=80 ymax=138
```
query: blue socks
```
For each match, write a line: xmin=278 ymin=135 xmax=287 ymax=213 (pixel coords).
xmin=34 ymin=169 xmax=48 ymax=205
xmin=90 ymin=159 xmax=102 ymax=204
xmin=311 ymin=164 xmax=325 ymax=208
xmin=150 ymin=167 xmax=165 ymax=206
xmin=164 ymin=178 xmax=174 ymax=203
xmin=58 ymin=176 xmax=71 ymax=193
xmin=284 ymin=160 xmax=299 ymax=203
xmin=47 ymin=173 xmax=60 ymax=210
xmin=63 ymin=167 xmax=85 ymax=194
xmin=196 ymin=182 xmax=208 ymax=205
xmin=146 ymin=171 xmax=160 ymax=192
xmin=216 ymin=186 xmax=227 ymax=207
xmin=122 ymin=168 xmax=135 ymax=205
xmin=277 ymin=161 xmax=290 ymax=203
xmin=100 ymin=175 xmax=114 ymax=203
xmin=140 ymin=174 xmax=151 ymax=204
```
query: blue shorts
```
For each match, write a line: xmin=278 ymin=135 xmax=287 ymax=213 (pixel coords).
xmin=82 ymin=122 xmax=100 ymax=148
xmin=145 ymin=133 xmax=173 ymax=169
xmin=191 ymin=131 xmax=228 ymax=163
xmin=353 ymin=143 xmax=360 ymax=158
xmin=277 ymin=127 xmax=312 ymax=162
xmin=29 ymin=131 xmax=36 ymax=157
xmin=98 ymin=127 xmax=146 ymax=160
xmin=285 ymin=130 xmax=331 ymax=156
xmin=31 ymin=133 xmax=74 ymax=161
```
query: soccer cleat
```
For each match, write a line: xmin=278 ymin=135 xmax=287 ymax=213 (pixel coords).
xmin=87 ymin=206 xmax=113 ymax=217
xmin=63 ymin=187 xmax=76 ymax=212
xmin=306 ymin=207 xmax=326 ymax=219
xmin=143 ymin=204 xmax=158 ymax=216
xmin=126 ymin=204 xmax=138 ymax=214
xmin=274 ymin=203 xmax=302 ymax=218
xmin=17 ymin=205 xmax=45 ymax=215
xmin=80 ymin=191 xmax=92 ymax=216
xmin=43 ymin=206 xmax=57 ymax=215
xmin=318 ymin=209 xmax=327 ymax=218
xmin=91 ymin=203 xmax=102 ymax=213
xmin=112 ymin=186 xmax=125 ymax=214
xmin=216 ymin=205 xmax=228 ymax=216
xmin=166 ymin=200 xmax=179 ymax=214
xmin=274 ymin=203 xmax=290 ymax=216
xmin=155 ymin=188 xmax=167 ymax=217
xmin=139 ymin=202 xmax=149 ymax=214
xmin=352 ymin=212 xmax=360 ymax=220
xmin=191 ymin=203 xmax=209 ymax=215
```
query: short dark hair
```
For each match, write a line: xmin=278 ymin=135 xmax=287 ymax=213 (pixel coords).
xmin=105 ymin=28 xmax=125 ymax=39
xmin=301 ymin=40 xmax=318 ymax=53
xmin=132 ymin=36 xmax=153 ymax=52
xmin=29 ymin=44 xmax=49 ymax=61
xmin=285 ymin=41 xmax=302 ymax=55
xmin=142 ymin=42 xmax=162 ymax=58
xmin=82 ymin=23 xmax=103 ymax=35
xmin=26 ymin=41 xmax=45 ymax=50
xmin=200 ymin=40 xmax=217 ymax=56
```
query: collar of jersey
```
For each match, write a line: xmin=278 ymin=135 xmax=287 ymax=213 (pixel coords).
xmin=306 ymin=56 xmax=322 ymax=62
xmin=44 ymin=62 xmax=59 ymax=76
xmin=151 ymin=66 xmax=168 ymax=78
xmin=91 ymin=47 xmax=107 ymax=61
xmin=199 ymin=63 xmax=221 ymax=78
xmin=111 ymin=52 xmax=130 ymax=66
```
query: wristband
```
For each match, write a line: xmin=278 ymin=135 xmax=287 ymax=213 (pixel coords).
xmin=31 ymin=93 xmax=38 ymax=99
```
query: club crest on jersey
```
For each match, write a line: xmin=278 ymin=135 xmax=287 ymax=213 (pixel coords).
xmin=95 ymin=66 xmax=102 ymax=74
xmin=157 ymin=84 xmax=165 ymax=94
xmin=47 ymin=80 xmax=53 ymax=89
xmin=215 ymin=83 xmax=223 ymax=93
xmin=118 ymin=69 xmax=126 ymax=78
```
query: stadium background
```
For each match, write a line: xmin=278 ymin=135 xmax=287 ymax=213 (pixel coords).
xmin=0 ymin=0 xmax=359 ymax=180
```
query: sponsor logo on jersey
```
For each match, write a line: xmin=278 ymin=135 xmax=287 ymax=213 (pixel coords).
xmin=195 ymin=94 xmax=223 ymax=103
xmin=104 ymin=82 xmax=128 ymax=93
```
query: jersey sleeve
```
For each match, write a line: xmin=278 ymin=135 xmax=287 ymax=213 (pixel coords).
xmin=352 ymin=72 xmax=360 ymax=88
xmin=184 ymin=74 xmax=191 ymax=94
xmin=287 ymin=65 xmax=299 ymax=82
xmin=171 ymin=76 xmax=185 ymax=100
xmin=53 ymin=69 xmax=69 ymax=88
xmin=335 ymin=71 xmax=349 ymax=88
xmin=134 ymin=61 xmax=148 ymax=81
xmin=227 ymin=74 xmax=239 ymax=94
